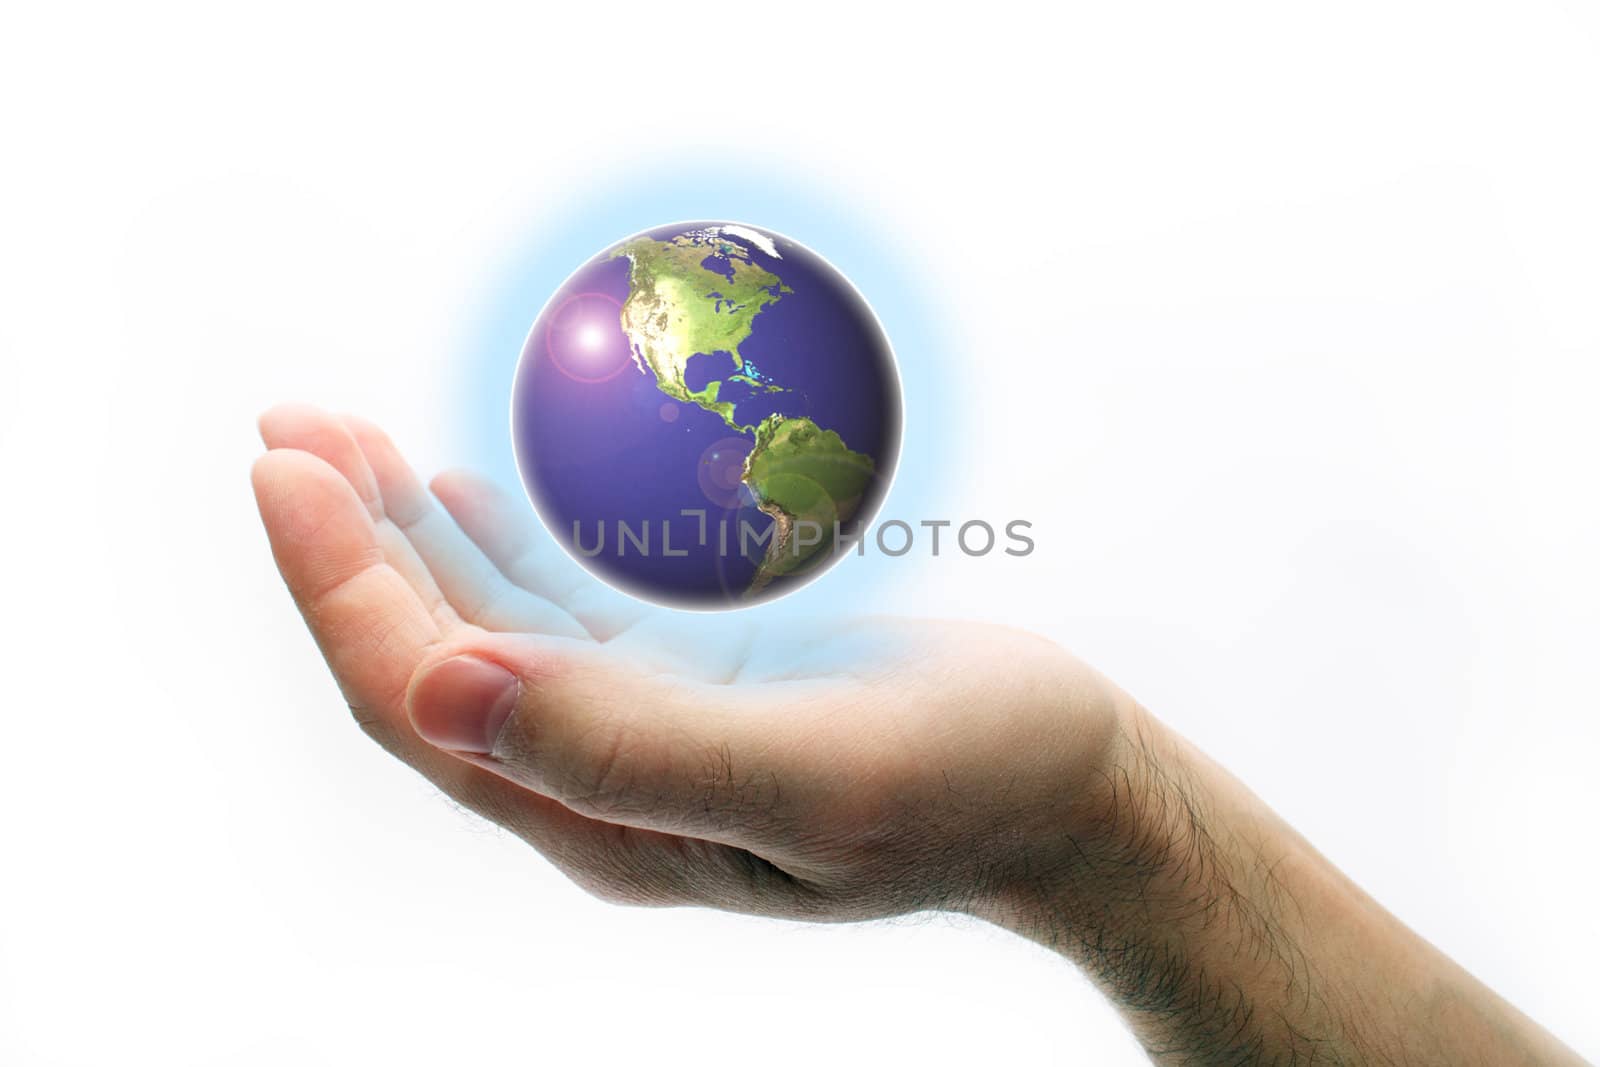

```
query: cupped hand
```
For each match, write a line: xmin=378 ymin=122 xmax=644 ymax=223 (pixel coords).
xmin=252 ymin=405 xmax=1128 ymax=922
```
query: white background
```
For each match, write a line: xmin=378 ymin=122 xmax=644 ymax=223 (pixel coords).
xmin=4 ymin=2 xmax=1599 ymax=1063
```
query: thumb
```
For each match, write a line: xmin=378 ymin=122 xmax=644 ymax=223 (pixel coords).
xmin=404 ymin=636 xmax=819 ymax=843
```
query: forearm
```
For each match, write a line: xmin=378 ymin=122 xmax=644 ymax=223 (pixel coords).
xmin=255 ymin=410 xmax=1581 ymax=1061
xmin=977 ymin=703 xmax=1584 ymax=1066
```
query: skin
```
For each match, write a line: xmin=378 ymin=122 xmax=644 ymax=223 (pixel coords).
xmin=252 ymin=404 xmax=1587 ymax=1066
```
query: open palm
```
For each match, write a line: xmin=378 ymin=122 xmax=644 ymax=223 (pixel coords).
xmin=253 ymin=404 xmax=1121 ymax=923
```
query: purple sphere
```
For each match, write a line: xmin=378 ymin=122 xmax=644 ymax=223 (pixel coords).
xmin=512 ymin=222 xmax=902 ymax=609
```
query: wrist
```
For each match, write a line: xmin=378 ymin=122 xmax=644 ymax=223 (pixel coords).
xmin=974 ymin=699 xmax=1377 ymax=1062
xmin=967 ymin=698 xmax=1195 ymax=947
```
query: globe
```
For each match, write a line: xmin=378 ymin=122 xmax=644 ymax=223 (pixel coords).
xmin=512 ymin=222 xmax=902 ymax=609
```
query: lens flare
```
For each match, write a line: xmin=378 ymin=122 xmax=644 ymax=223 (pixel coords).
xmin=697 ymin=436 xmax=755 ymax=509
xmin=544 ymin=292 xmax=632 ymax=383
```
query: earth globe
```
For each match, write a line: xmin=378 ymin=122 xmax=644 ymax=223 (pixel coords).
xmin=512 ymin=221 xmax=902 ymax=609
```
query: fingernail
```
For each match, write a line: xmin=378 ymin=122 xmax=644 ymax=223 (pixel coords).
xmin=408 ymin=656 xmax=520 ymax=754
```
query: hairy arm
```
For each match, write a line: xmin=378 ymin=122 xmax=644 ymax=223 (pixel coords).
xmin=251 ymin=406 xmax=1586 ymax=1067
xmin=979 ymin=703 xmax=1586 ymax=1065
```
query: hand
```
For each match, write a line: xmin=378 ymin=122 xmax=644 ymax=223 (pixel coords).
xmin=254 ymin=405 xmax=1588 ymax=1064
xmin=251 ymin=404 xmax=1128 ymax=921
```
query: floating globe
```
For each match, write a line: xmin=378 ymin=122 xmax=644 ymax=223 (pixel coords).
xmin=512 ymin=222 xmax=902 ymax=609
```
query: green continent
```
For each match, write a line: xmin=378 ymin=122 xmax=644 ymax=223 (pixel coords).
xmin=609 ymin=229 xmax=874 ymax=595
xmin=741 ymin=415 xmax=875 ymax=592
xmin=612 ymin=232 xmax=791 ymax=430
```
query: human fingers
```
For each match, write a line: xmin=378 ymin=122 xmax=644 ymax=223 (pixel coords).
xmin=429 ymin=468 xmax=648 ymax=640
xmin=251 ymin=447 xmax=756 ymax=907
xmin=257 ymin=404 xmax=461 ymax=634
xmin=338 ymin=416 xmax=588 ymax=640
